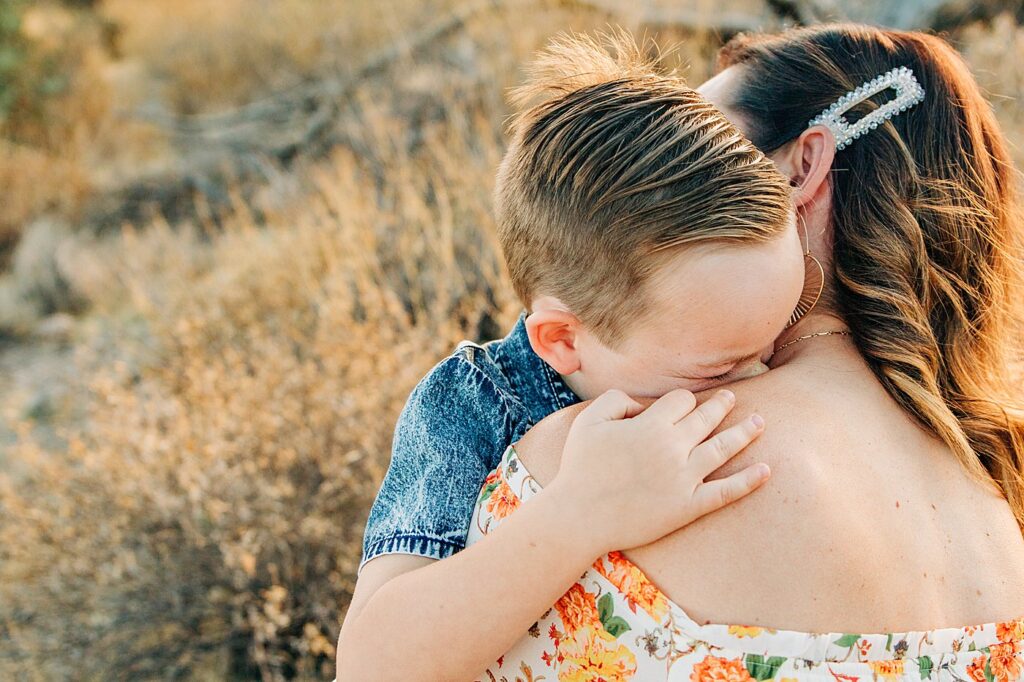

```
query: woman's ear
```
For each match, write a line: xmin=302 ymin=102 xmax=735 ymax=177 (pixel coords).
xmin=524 ymin=300 xmax=583 ymax=376
xmin=771 ymin=125 xmax=836 ymax=209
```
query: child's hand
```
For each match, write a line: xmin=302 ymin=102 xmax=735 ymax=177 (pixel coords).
xmin=548 ymin=388 xmax=769 ymax=555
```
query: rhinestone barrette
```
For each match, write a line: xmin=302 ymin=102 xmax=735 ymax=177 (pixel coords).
xmin=807 ymin=66 xmax=925 ymax=151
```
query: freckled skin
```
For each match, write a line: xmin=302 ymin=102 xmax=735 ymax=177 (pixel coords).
xmin=559 ymin=224 xmax=806 ymax=400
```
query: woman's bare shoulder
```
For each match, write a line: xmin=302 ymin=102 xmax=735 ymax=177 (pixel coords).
xmin=513 ymin=401 xmax=589 ymax=486
xmin=512 ymin=365 xmax=818 ymax=488
xmin=695 ymin=364 xmax=836 ymax=478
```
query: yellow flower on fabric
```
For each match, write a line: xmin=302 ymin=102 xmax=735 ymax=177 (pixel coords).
xmin=728 ymin=625 xmax=765 ymax=638
xmin=557 ymin=625 xmax=637 ymax=681
xmin=868 ymin=659 xmax=904 ymax=680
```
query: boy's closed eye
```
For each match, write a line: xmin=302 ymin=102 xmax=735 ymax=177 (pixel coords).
xmin=672 ymin=356 xmax=769 ymax=388
xmin=703 ymin=367 xmax=737 ymax=382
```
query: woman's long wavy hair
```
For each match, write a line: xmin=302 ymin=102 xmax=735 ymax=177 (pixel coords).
xmin=719 ymin=24 xmax=1024 ymax=531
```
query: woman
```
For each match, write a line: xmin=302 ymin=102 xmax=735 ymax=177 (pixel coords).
xmin=475 ymin=23 xmax=1024 ymax=680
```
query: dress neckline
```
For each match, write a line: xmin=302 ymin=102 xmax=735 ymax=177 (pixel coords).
xmin=500 ymin=444 xmax=1024 ymax=663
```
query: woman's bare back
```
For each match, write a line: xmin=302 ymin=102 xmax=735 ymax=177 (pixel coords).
xmin=515 ymin=342 xmax=1024 ymax=633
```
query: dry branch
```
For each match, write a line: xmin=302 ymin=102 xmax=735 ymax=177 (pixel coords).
xmin=107 ymin=0 xmax=1020 ymax=232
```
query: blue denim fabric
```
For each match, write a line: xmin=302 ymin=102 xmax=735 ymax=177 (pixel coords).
xmin=359 ymin=311 xmax=581 ymax=570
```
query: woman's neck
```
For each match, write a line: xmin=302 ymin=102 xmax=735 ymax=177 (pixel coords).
xmin=769 ymin=310 xmax=852 ymax=368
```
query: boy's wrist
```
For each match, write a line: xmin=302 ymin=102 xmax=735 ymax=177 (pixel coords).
xmin=531 ymin=479 xmax=607 ymax=561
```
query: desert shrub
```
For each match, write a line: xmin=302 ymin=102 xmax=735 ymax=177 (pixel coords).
xmin=0 ymin=217 xmax=86 ymax=336
xmin=0 ymin=3 xmax=612 ymax=673
xmin=0 ymin=0 xmax=65 ymax=255
xmin=1 ymin=2 xmax=112 ymax=145
xmin=0 ymin=1 xmax=112 ymax=266
xmin=0 ymin=0 xmax=63 ymax=132
xmin=101 ymin=0 xmax=462 ymax=115
xmin=0 ymin=141 xmax=90 ymax=271
xmin=0 ymin=1 xmax=29 ymax=123
xmin=0 ymin=103 xmax=519 ymax=678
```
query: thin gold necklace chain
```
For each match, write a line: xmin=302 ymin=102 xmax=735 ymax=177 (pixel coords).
xmin=774 ymin=330 xmax=851 ymax=354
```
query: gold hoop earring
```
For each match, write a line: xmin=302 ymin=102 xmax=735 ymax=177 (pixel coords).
xmin=788 ymin=217 xmax=824 ymax=328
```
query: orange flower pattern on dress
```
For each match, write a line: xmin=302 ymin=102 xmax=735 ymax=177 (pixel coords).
xmin=966 ymin=653 xmax=989 ymax=682
xmin=554 ymin=583 xmax=603 ymax=637
xmin=990 ymin=640 xmax=1023 ymax=682
xmin=998 ymin=620 xmax=1024 ymax=644
xmin=691 ymin=655 xmax=755 ymax=682
xmin=485 ymin=476 xmax=520 ymax=520
xmin=467 ymin=446 xmax=1024 ymax=682
xmin=595 ymin=551 xmax=669 ymax=622
xmin=476 ymin=463 xmax=521 ymax=525
xmin=480 ymin=466 xmax=501 ymax=490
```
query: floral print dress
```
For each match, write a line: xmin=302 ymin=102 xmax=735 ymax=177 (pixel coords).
xmin=466 ymin=445 xmax=1024 ymax=682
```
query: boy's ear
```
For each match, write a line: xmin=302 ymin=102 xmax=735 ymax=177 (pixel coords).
xmin=524 ymin=301 xmax=583 ymax=376
xmin=771 ymin=125 xmax=835 ymax=209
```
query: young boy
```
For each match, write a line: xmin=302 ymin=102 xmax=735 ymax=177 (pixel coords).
xmin=337 ymin=33 xmax=805 ymax=678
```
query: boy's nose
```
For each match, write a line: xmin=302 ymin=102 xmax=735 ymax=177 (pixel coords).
xmin=732 ymin=361 xmax=770 ymax=380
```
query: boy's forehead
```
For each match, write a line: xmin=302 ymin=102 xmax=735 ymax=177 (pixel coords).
xmin=633 ymin=237 xmax=802 ymax=361
xmin=645 ymin=240 xmax=787 ymax=310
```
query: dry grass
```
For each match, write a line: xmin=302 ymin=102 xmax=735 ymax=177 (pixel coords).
xmin=105 ymin=0 xmax=352 ymax=114
xmin=0 ymin=24 xmax=539 ymax=663
xmin=1 ymin=110 xmax=519 ymax=678
xmin=1 ymin=1 xmax=1023 ymax=678
xmin=959 ymin=13 xmax=1024 ymax=167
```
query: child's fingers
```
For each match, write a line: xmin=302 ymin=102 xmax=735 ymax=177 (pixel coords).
xmin=673 ymin=389 xmax=736 ymax=442
xmin=687 ymin=414 xmax=765 ymax=476
xmin=638 ymin=388 xmax=697 ymax=425
xmin=573 ymin=389 xmax=645 ymax=427
xmin=690 ymin=463 xmax=771 ymax=519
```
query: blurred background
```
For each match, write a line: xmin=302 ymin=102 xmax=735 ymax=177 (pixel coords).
xmin=0 ymin=0 xmax=1022 ymax=678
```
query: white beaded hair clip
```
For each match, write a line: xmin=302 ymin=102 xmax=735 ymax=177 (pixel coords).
xmin=807 ymin=66 xmax=925 ymax=151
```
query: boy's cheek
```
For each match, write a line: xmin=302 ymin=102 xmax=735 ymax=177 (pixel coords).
xmin=627 ymin=376 xmax=718 ymax=399
xmin=586 ymin=373 xmax=698 ymax=400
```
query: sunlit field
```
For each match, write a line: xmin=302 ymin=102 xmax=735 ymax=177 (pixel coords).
xmin=1 ymin=1 xmax=1023 ymax=678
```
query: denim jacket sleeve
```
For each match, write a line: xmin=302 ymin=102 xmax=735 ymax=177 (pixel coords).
xmin=359 ymin=351 xmax=522 ymax=571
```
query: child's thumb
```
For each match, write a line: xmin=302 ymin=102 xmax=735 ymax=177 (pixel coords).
xmin=573 ymin=389 xmax=645 ymax=427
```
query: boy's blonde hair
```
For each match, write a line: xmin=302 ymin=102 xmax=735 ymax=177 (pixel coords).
xmin=495 ymin=31 xmax=792 ymax=346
